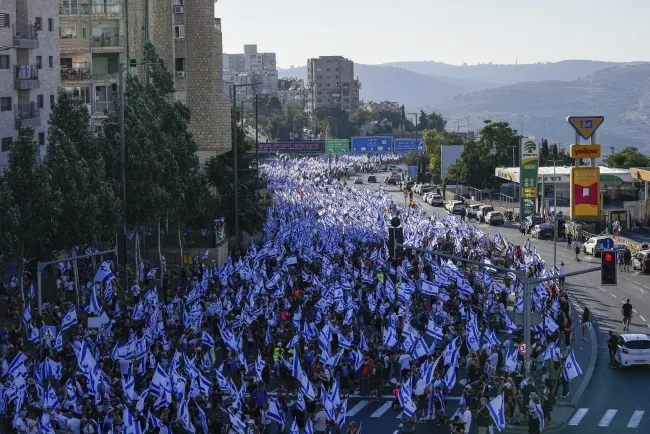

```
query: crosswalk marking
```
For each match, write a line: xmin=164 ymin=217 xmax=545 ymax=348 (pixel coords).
xmin=370 ymin=401 xmax=392 ymax=418
xmin=598 ymin=409 xmax=618 ymax=427
xmin=627 ymin=410 xmax=645 ymax=428
xmin=568 ymin=408 xmax=589 ymax=425
xmin=347 ymin=401 xmax=369 ymax=417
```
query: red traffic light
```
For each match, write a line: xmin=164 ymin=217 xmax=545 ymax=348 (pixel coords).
xmin=603 ymin=252 xmax=615 ymax=263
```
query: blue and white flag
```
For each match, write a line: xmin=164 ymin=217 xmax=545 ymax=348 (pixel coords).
xmin=533 ymin=401 xmax=544 ymax=431
xmin=487 ymin=393 xmax=506 ymax=432
xmin=255 ymin=351 xmax=266 ymax=381
xmin=54 ymin=331 xmax=63 ymax=352
xmin=93 ymin=260 xmax=115 ymax=283
xmin=43 ymin=383 xmax=59 ymax=409
xmin=267 ymin=398 xmax=286 ymax=430
xmin=201 ymin=331 xmax=215 ymax=347
xmin=562 ymin=350 xmax=583 ymax=381
xmin=61 ymin=306 xmax=78 ymax=331
xmin=22 ymin=305 xmax=31 ymax=324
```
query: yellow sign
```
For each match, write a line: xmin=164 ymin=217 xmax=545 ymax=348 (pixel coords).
xmin=566 ymin=116 xmax=605 ymax=140
xmin=570 ymin=166 xmax=601 ymax=219
xmin=570 ymin=144 xmax=602 ymax=159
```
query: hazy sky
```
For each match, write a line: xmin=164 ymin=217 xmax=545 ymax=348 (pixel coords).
xmin=217 ymin=0 xmax=650 ymax=68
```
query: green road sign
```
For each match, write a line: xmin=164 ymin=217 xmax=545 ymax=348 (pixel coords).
xmin=325 ymin=139 xmax=349 ymax=154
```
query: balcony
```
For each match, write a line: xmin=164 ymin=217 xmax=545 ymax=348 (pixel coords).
xmin=13 ymin=24 xmax=39 ymax=49
xmin=14 ymin=65 xmax=39 ymax=90
xmin=93 ymin=101 xmax=116 ymax=115
xmin=90 ymin=35 xmax=122 ymax=51
xmin=59 ymin=3 xmax=90 ymax=15
xmin=91 ymin=3 xmax=122 ymax=15
xmin=214 ymin=18 xmax=221 ymax=32
xmin=15 ymin=103 xmax=41 ymax=129
xmin=61 ymin=67 xmax=92 ymax=81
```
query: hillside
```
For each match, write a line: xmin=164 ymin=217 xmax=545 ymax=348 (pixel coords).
xmin=382 ymin=60 xmax=631 ymax=86
xmin=434 ymin=63 xmax=650 ymax=151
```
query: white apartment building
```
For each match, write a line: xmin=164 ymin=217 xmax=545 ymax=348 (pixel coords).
xmin=223 ymin=44 xmax=278 ymax=100
xmin=361 ymin=100 xmax=401 ymax=114
xmin=0 ymin=0 xmax=60 ymax=172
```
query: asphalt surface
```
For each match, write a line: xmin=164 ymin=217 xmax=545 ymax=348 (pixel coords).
xmin=351 ymin=173 xmax=650 ymax=433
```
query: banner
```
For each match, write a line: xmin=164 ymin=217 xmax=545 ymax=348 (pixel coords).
xmin=260 ymin=141 xmax=324 ymax=153
xmin=570 ymin=166 xmax=600 ymax=219
xmin=519 ymin=139 xmax=539 ymax=221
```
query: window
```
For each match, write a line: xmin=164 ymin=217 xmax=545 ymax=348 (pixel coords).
xmin=48 ymin=56 xmax=53 ymax=68
xmin=0 ymin=97 xmax=11 ymax=111
xmin=1 ymin=137 xmax=12 ymax=153
xmin=37 ymin=95 xmax=44 ymax=108
xmin=36 ymin=56 xmax=42 ymax=69
xmin=0 ymin=13 xmax=9 ymax=28
xmin=48 ymin=18 xmax=54 ymax=31
xmin=60 ymin=26 xmax=76 ymax=39
xmin=50 ymin=95 xmax=55 ymax=107
xmin=175 ymin=58 xmax=185 ymax=72
xmin=0 ymin=55 xmax=9 ymax=69
xmin=174 ymin=25 xmax=185 ymax=38
xmin=38 ymin=132 xmax=45 ymax=146
xmin=35 ymin=17 xmax=42 ymax=31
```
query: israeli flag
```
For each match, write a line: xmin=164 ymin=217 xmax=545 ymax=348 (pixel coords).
xmin=255 ymin=351 xmax=266 ymax=381
xmin=123 ymin=406 xmax=143 ymax=434
xmin=22 ymin=304 xmax=31 ymax=324
xmin=267 ymin=398 xmax=286 ymax=430
xmin=426 ymin=318 xmax=443 ymax=340
xmin=420 ymin=279 xmax=439 ymax=296
xmin=54 ymin=331 xmax=63 ymax=352
xmin=43 ymin=383 xmax=59 ymax=409
xmin=398 ymin=376 xmax=417 ymax=417
xmin=84 ymin=285 xmax=102 ymax=316
xmin=304 ymin=418 xmax=314 ymax=434
xmin=296 ymin=392 xmax=306 ymax=412
xmin=93 ymin=260 xmax=114 ymax=283
xmin=562 ymin=350 xmax=583 ymax=381
xmin=423 ymin=355 xmax=441 ymax=386
xmin=61 ymin=306 xmax=78 ymax=331
xmin=289 ymin=420 xmax=300 ymax=434
xmin=40 ymin=413 xmax=56 ymax=434
xmin=228 ymin=409 xmax=246 ymax=434
xmin=533 ymin=401 xmax=545 ymax=431
xmin=444 ymin=365 xmax=456 ymax=390
xmin=336 ymin=397 xmax=347 ymax=426
xmin=504 ymin=348 xmax=518 ymax=373
xmin=27 ymin=284 xmax=34 ymax=300
xmin=201 ymin=331 xmax=215 ymax=347
xmin=487 ymin=393 xmax=506 ymax=432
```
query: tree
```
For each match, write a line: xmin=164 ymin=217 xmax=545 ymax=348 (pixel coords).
xmin=603 ymin=147 xmax=650 ymax=168
xmin=265 ymin=102 xmax=308 ymax=141
xmin=3 ymin=127 xmax=61 ymax=312
xmin=0 ymin=179 xmax=18 ymax=274
xmin=45 ymin=89 xmax=119 ymax=250
xmin=205 ymin=121 xmax=266 ymax=238
xmin=424 ymin=130 xmax=465 ymax=181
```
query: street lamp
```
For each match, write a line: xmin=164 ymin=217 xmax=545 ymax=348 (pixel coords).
xmin=231 ymin=82 xmax=261 ymax=249
xmin=508 ymin=145 xmax=518 ymax=212
xmin=408 ymin=112 xmax=418 ymax=140
xmin=517 ymin=114 xmax=524 ymax=136
xmin=548 ymin=159 xmax=562 ymax=269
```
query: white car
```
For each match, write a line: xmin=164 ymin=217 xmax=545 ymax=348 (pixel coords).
xmin=615 ymin=333 xmax=650 ymax=368
xmin=429 ymin=194 xmax=444 ymax=206
xmin=450 ymin=202 xmax=466 ymax=214
xmin=583 ymin=236 xmax=613 ymax=257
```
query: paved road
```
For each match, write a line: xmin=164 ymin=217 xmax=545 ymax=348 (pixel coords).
xmin=353 ymin=177 xmax=650 ymax=433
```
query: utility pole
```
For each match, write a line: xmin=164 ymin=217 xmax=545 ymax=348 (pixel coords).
xmin=255 ymin=94 xmax=259 ymax=193
xmin=549 ymin=159 xmax=561 ymax=270
xmin=610 ymin=146 xmax=615 ymax=155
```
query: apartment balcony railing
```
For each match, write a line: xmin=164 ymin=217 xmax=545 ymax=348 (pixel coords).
xmin=61 ymin=67 xmax=92 ymax=81
xmin=59 ymin=3 xmax=90 ymax=14
xmin=91 ymin=3 xmax=122 ymax=14
xmin=13 ymin=24 xmax=39 ymax=49
xmin=90 ymin=35 xmax=122 ymax=50
xmin=15 ymin=103 xmax=41 ymax=129
xmin=14 ymin=65 xmax=40 ymax=90
xmin=93 ymin=101 xmax=116 ymax=115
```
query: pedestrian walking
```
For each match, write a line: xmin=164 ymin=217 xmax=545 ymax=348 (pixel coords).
xmin=622 ymin=299 xmax=633 ymax=331
xmin=581 ymin=307 xmax=591 ymax=341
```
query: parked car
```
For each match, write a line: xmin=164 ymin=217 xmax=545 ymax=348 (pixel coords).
xmin=486 ymin=211 xmax=504 ymax=226
xmin=429 ymin=194 xmax=444 ymax=206
xmin=385 ymin=176 xmax=397 ymax=185
xmin=531 ymin=223 xmax=554 ymax=239
xmin=450 ymin=201 xmax=466 ymax=215
xmin=354 ymin=177 xmax=363 ymax=184
xmin=478 ymin=205 xmax=494 ymax=223
xmin=419 ymin=186 xmax=434 ymax=196
xmin=525 ymin=215 xmax=545 ymax=233
xmin=367 ymin=175 xmax=377 ymax=183
xmin=615 ymin=333 xmax=650 ymax=368
xmin=632 ymin=250 xmax=650 ymax=273
xmin=583 ymin=236 xmax=613 ymax=256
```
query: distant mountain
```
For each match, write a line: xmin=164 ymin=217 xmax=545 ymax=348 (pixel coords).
xmin=434 ymin=63 xmax=650 ymax=152
xmin=381 ymin=60 xmax=636 ymax=86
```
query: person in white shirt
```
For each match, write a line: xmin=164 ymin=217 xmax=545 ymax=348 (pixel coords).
xmin=558 ymin=261 xmax=566 ymax=290
xmin=459 ymin=402 xmax=472 ymax=433
xmin=398 ymin=351 xmax=412 ymax=379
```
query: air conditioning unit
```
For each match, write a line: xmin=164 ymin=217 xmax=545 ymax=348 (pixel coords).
xmin=176 ymin=71 xmax=185 ymax=78
xmin=174 ymin=5 xmax=184 ymax=13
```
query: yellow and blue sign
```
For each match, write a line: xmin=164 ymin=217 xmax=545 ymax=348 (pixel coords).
xmin=567 ymin=116 xmax=605 ymax=140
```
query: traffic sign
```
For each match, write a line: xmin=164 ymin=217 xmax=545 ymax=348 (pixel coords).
xmin=324 ymin=139 xmax=349 ymax=154
xmin=518 ymin=342 xmax=527 ymax=355
xmin=393 ymin=139 xmax=424 ymax=153
xmin=567 ymin=116 xmax=605 ymax=140
xmin=351 ymin=136 xmax=393 ymax=153
xmin=602 ymin=238 xmax=614 ymax=249
xmin=41 ymin=326 xmax=57 ymax=340
xmin=407 ymin=166 xmax=418 ymax=176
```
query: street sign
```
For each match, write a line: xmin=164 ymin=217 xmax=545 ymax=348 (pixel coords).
xmin=393 ymin=139 xmax=424 ymax=153
xmin=570 ymin=144 xmax=601 ymax=159
xmin=351 ymin=136 xmax=393 ymax=153
xmin=324 ymin=139 xmax=349 ymax=154
xmin=518 ymin=342 xmax=527 ymax=355
xmin=602 ymin=238 xmax=614 ymax=249
xmin=41 ymin=326 xmax=57 ymax=340
xmin=407 ymin=166 xmax=418 ymax=176
xmin=260 ymin=141 xmax=324 ymax=153
xmin=567 ymin=116 xmax=605 ymax=140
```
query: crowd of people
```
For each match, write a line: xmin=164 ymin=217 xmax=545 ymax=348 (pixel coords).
xmin=1 ymin=154 xmax=584 ymax=434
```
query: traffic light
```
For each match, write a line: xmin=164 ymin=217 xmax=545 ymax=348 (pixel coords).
xmin=601 ymin=249 xmax=617 ymax=286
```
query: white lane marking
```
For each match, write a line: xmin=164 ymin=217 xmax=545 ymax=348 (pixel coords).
xmin=644 ymin=286 xmax=650 ymax=290
xmin=370 ymin=401 xmax=393 ymax=418
xmin=600 ymin=287 xmax=606 ymax=291
xmin=627 ymin=410 xmax=645 ymax=428
xmin=568 ymin=408 xmax=589 ymax=425
xmin=598 ymin=409 xmax=618 ymax=427
xmin=347 ymin=401 xmax=369 ymax=417
xmin=609 ymin=292 xmax=618 ymax=298
xmin=640 ymin=315 xmax=647 ymax=322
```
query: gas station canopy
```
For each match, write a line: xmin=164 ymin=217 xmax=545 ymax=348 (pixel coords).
xmin=630 ymin=167 xmax=650 ymax=182
xmin=495 ymin=166 xmax=635 ymax=184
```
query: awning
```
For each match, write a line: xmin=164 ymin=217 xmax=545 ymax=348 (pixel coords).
xmin=630 ymin=168 xmax=650 ymax=182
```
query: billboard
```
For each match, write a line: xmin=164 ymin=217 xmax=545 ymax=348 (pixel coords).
xmin=440 ymin=145 xmax=464 ymax=180
xmin=393 ymin=139 xmax=424 ymax=153
xmin=351 ymin=136 xmax=392 ymax=152
xmin=260 ymin=141 xmax=324 ymax=153
xmin=520 ymin=139 xmax=539 ymax=221
xmin=571 ymin=166 xmax=600 ymax=219
xmin=324 ymin=139 xmax=349 ymax=154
